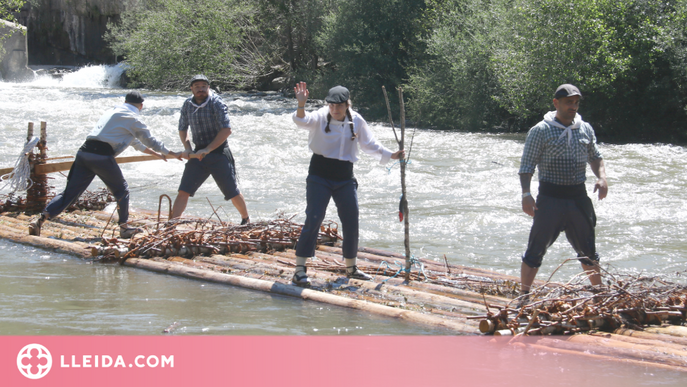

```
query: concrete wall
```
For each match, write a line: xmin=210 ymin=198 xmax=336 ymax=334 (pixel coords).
xmin=0 ymin=19 xmax=34 ymax=81
xmin=17 ymin=0 xmax=128 ymax=65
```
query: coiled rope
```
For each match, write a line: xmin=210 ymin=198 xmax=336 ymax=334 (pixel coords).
xmin=0 ymin=137 xmax=40 ymax=193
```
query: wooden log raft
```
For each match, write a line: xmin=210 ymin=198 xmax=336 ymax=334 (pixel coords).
xmin=0 ymin=211 xmax=500 ymax=334
xmin=123 ymin=257 xmax=478 ymax=334
xmin=3 ymin=210 xmax=687 ymax=372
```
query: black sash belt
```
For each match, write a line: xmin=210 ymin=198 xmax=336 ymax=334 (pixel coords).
xmin=79 ymin=139 xmax=114 ymax=156
xmin=308 ymin=154 xmax=354 ymax=181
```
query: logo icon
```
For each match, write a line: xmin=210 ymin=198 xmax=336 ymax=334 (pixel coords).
xmin=17 ymin=343 xmax=52 ymax=379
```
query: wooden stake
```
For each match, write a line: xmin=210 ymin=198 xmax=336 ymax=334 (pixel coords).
xmin=27 ymin=121 xmax=34 ymax=142
xmin=381 ymin=86 xmax=411 ymax=282
xmin=398 ymin=88 xmax=411 ymax=281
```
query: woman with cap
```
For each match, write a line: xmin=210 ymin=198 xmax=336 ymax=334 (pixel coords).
xmin=291 ymin=82 xmax=404 ymax=286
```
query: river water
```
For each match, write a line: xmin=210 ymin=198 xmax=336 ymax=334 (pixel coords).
xmin=0 ymin=65 xmax=685 ymax=383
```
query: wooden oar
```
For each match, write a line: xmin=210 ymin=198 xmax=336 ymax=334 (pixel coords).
xmin=0 ymin=154 xmax=163 ymax=176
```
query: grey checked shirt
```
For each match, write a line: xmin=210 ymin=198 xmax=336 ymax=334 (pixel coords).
xmin=178 ymin=92 xmax=231 ymax=149
xmin=519 ymin=114 xmax=602 ymax=185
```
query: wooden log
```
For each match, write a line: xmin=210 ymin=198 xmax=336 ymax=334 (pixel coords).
xmin=37 ymin=155 xmax=161 ymax=175
xmin=8 ymin=214 xmax=102 ymax=240
xmin=1 ymin=155 xmax=165 ymax=176
xmin=614 ymin=328 xmax=687 ymax=346
xmin=123 ymin=257 xmax=479 ymax=334
xmin=0 ymin=222 xmax=90 ymax=258
xmin=315 ymin=246 xmax=510 ymax=306
xmin=644 ymin=325 xmax=687 ymax=338
xmin=590 ymin=332 xmax=687 ymax=352
xmin=479 ymin=319 xmax=496 ymax=334
xmin=199 ymin=254 xmax=489 ymax=315
xmin=321 ymin=245 xmax=525 ymax=284
xmin=569 ymin=334 xmax=687 ymax=359
xmin=525 ymin=342 xmax=687 ymax=373
xmin=535 ymin=336 xmax=687 ymax=368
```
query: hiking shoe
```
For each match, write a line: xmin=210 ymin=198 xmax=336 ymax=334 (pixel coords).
xmin=346 ymin=266 xmax=373 ymax=281
xmin=119 ymin=226 xmax=142 ymax=239
xmin=292 ymin=266 xmax=310 ymax=287
xmin=28 ymin=215 xmax=45 ymax=236
xmin=241 ymin=217 xmax=250 ymax=225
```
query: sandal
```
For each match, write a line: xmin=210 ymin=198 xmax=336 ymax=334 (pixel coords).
xmin=346 ymin=265 xmax=372 ymax=281
xmin=291 ymin=265 xmax=310 ymax=287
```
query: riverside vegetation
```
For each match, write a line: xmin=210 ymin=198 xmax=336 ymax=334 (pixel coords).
xmin=8 ymin=0 xmax=687 ymax=142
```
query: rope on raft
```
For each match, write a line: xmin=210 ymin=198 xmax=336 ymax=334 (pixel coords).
xmin=0 ymin=137 xmax=39 ymax=193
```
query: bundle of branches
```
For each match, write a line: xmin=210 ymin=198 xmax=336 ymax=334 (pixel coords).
xmin=475 ymin=266 xmax=687 ymax=335
xmin=66 ymin=188 xmax=116 ymax=212
xmin=0 ymin=188 xmax=114 ymax=213
xmin=0 ymin=193 xmax=27 ymax=213
xmin=91 ymin=217 xmax=340 ymax=260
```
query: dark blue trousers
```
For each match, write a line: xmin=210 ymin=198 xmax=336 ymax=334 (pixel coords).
xmin=522 ymin=194 xmax=598 ymax=268
xmin=295 ymin=175 xmax=359 ymax=259
xmin=45 ymin=151 xmax=130 ymax=224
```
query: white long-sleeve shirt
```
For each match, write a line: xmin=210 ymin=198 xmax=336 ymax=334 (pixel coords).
xmin=292 ymin=106 xmax=393 ymax=164
xmin=86 ymin=103 xmax=170 ymax=156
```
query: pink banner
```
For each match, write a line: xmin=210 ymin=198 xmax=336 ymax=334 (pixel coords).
xmin=0 ymin=336 xmax=665 ymax=386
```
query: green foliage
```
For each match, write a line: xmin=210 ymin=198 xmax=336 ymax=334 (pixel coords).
xmin=1 ymin=0 xmax=27 ymax=58
xmin=104 ymin=0 xmax=687 ymax=142
xmin=406 ymin=0 xmax=687 ymax=142
xmin=0 ymin=0 xmax=24 ymax=21
xmin=314 ymin=0 xmax=432 ymax=119
xmin=406 ymin=0 xmax=510 ymax=131
xmin=105 ymin=0 xmax=258 ymax=89
xmin=255 ymin=0 xmax=332 ymax=74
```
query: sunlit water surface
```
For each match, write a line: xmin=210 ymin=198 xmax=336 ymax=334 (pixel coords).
xmin=1 ymin=66 xmax=685 ymax=341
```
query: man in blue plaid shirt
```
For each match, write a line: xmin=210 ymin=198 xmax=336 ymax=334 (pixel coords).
xmin=171 ymin=74 xmax=250 ymax=224
xmin=518 ymin=84 xmax=608 ymax=299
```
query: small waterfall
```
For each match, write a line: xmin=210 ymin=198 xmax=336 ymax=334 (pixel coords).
xmin=28 ymin=63 xmax=128 ymax=88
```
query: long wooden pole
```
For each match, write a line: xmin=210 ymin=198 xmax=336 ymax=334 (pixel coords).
xmin=381 ymin=86 xmax=412 ymax=282
xmin=0 ymin=154 xmax=164 ymax=176
xmin=398 ymin=88 xmax=411 ymax=281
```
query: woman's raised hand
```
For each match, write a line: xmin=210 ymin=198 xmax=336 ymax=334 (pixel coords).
xmin=294 ymin=81 xmax=309 ymax=105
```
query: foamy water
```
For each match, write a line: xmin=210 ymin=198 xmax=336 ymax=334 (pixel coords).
xmin=0 ymin=66 xmax=686 ymax=345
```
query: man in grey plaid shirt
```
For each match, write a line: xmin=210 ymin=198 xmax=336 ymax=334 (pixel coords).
xmin=518 ymin=84 xmax=608 ymax=299
xmin=171 ymin=74 xmax=250 ymax=224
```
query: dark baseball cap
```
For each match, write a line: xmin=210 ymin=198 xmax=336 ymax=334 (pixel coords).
xmin=190 ymin=74 xmax=210 ymax=86
xmin=325 ymin=85 xmax=350 ymax=104
xmin=554 ymin=84 xmax=582 ymax=99
xmin=125 ymin=91 xmax=144 ymax=104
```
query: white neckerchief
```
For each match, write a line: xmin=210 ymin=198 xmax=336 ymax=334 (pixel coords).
xmin=121 ymin=103 xmax=140 ymax=114
xmin=544 ymin=111 xmax=582 ymax=146
xmin=190 ymin=91 xmax=213 ymax=114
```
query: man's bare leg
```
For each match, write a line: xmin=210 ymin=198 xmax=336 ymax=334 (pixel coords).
xmin=520 ymin=262 xmax=539 ymax=293
xmin=172 ymin=191 xmax=191 ymax=219
xmin=581 ymin=262 xmax=602 ymax=286
xmin=231 ymin=193 xmax=249 ymax=220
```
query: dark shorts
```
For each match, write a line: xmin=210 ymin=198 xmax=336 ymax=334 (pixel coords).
xmin=178 ymin=147 xmax=240 ymax=200
xmin=522 ymin=194 xmax=599 ymax=268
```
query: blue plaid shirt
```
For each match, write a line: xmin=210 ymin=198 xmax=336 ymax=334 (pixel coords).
xmin=178 ymin=92 xmax=231 ymax=149
xmin=519 ymin=112 xmax=602 ymax=185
